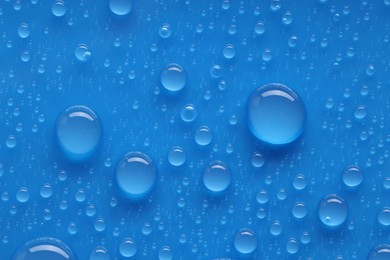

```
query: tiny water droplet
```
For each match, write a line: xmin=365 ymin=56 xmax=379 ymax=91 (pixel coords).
xmin=160 ymin=63 xmax=187 ymax=92
xmin=234 ymin=228 xmax=257 ymax=254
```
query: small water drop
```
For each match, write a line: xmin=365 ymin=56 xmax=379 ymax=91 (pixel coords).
xmin=16 ymin=187 xmax=29 ymax=203
xmin=247 ymin=83 xmax=306 ymax=145
xmin=286 ymin=238 xmax=299 ymax=254
xmin=6 ymin=135 xmax=17 ymax=148
xmin=168 ymin=146 xmax=186 ymax=166
xmin=223 ymin=44 xmax=236 ymax=59
xmin=318 ymin=194 xmax=348 ymax=227
xmin=12 ymin=237 xmax=75 ymax=259
xmin=56 ymin=105 xmax=102 ymax=161
xmin=254 ymin=21 xmax=265 ymax=35
xmin=292 ymin=202 xmax=307 ymax=219
xmin=17 ymin=23 xmax=30 ymax=38
xmin=194 ymin=126 xmax=213 ymax=146
xmin=74 ymin=44 xmax=92 ymax=62
xmin=40 ymin=183 xmax=53 ymax=198
xmin=52 ymin=0 xmax=67 ymax=17
xmin=378 ymin=207 xmax=390 ymax=226
xmin=90 ymin=246 xmax=110 ymax=260
xmin=160 ymin=63 xmax=187 ymax=92
xmin=251 ymin=152 xmax=265 ymax=168
xmin=354 ymin=106 xmax=367 ymax=120
xmin=159 ymin=23 xmax=171 ymax=38
xmin=119 ymin=238 xmax=137 ymax=258
xmin=180 ymin=104 xmax=197 ymax=122
xmin=342 ymin=165 xmax=363 ymax=188
xmin=116 ymin=152 xmax=157 ymax=199
xmin=202 ymin=161 xmax=231 ymax=193
xmin=233 ymin=228 xmax=257 ymax=254
xmin=158 ymin=246 xmax=173 ymax=260
xmin=109 ymin=0 xmax=132 ymax=16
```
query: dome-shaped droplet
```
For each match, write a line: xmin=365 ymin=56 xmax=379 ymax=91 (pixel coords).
xmin=16 ymin=187 xmax=29 ymax=203
xmin=159 ymin=23 xmax=171 ymax=38
xmin=17 ymin=23 xmax=30 ymax=38
xmin=318 ymin=194 xmax=348 ymax=227
xmin=160 ymin=63 xmax=187 ymax=92
xmin=195 ymin=126 xmax=213 ymax=146
xmin=116 ymin=152 xmax=157 ymax=199
xmin=368 ymin=244 xmax=390 ymax=260
xmin=109 ymin=0 xmax=132 ymax=16
xmin=12 ymin=237 xmax=76 ymax=260
xmin=233 ymin=228 xmax=257 ymax=254
xmin=342 ymin=165 xmax=363 ymax=188
xmin=223 ymin=44 xmax=236 ymax=59
xmin=180 ymin=104 xmax=197 ymax=122
xmin=292 ymin=202 xmax=307 ymax=219
xmin=90 ymin=246 xmax=110 ymax=260
xmin=55 ymin=105 xmax=102 ymax=161
xmin=74 ymin=44 xmax=92 ymax=62
xmin=119 ymin=238 xmax=137 ymax=258
xmin=247 ymin=83 xmax=306 ymax=145
xmin=378 ymin=207 xmax=390 ymax=226
xmin=202 ymin=161 xmax=231 ymax=193
xmin=158 ymin=246 xmax=173 ymax=260
xmin=52 ymin=0 xmax=67 ymax=17
xmin=168 ymin=146 xmax=186 ymax=166
xmin=251 ymin=152 xmax=265 ymax=168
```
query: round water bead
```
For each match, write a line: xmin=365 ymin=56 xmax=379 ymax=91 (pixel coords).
xmin=168 ymin=146 xmax=186 ymax=166
xmin=52 ymin=1 xmax=67 ymax=17
xmin=180 ymin=104 xmax=197 ymax=122
xmin=55 ymin=105 xmax=102 ymax=161
xmin=202 ymin=161 xmax=231 ymax=193
xmin=90 ymin=246 xmax=110 ymax=260
xmin=158 ymin=246 xmax=173 ymax=260
xmin=378 ymin=207 xmax=390 ymax=226
xmin=12 ymin=237 xmax=75 ymax=260
xmin=109 ymin=0 xmax=132 ymax=16
xmin=160 ymin=63 xmax=187 ymax=92
xmin=247 ymin=83 xmax=306 ymax=145
xmin=342 ymin=165 xmax=363 ymax=188
xmin=194 ymin=126 xmax=212 ymax=146
xmin=119 ymin=238 xmax=137 ymax=257
xmin=159 ymin=23 xmax=171 ymax=38
xmin=74 ymin=44 xmax=92 ymax=62
xmin=318 ymin=194 xmax=348 ymax=227
xmin=368 ymin=244 xmax=390 ymax=259
xmin=116 ymin=152 xmax=157 ymax=199
xmin=233 ymin=228 xmax=257 ymax=254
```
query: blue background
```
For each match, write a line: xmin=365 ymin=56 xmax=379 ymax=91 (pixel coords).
xmin=0 ymin=0 xmax=390 ymax=259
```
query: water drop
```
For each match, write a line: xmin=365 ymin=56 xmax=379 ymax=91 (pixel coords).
xmin=286 ymin=238 xmax=298 ymax=254
xmin=342 ymin=165 xmax=363 ymax=188
xmin=366 ymin=64 xmax=375 ymax=76
xmin=210 ymin=64 xmax=222 ymax=78
xmin=119 ymin=238 xmax=137 ymax=258
xmin=282 ymin=11 xmax=293 ymax=25
xmin=40 ymin=183 xmax=53 ymax=198
xmin=378 ymin=207 xmax=390 ymax=226
xmin=17 ymin=23 xmax=30 ymax=38
xmin=52 ymin=0 xmax=67 ymax=17
xmin=256 ymin=189 xmax=269 ymax=204
xmin=56 ymin=105 xmax=102 ymax=161
xmin=168 ymin=146 xmax=186 ymax=166
xmin=109 ymin=0 xmax=132 ymax=16
xmin=74 ymin=44 xmax=92 ymax=62
xmin=180 ymin=104 xmax=197 ymax=122
xmin=254 ymin=21 xmax=265 ymax=35
xmin=202 ymin=161 xmax=231 ymax=193
xmin=251 ymin=152 xmax=265 ymax=168
xmin=16 ymin=187 xmax=29 ymax=203
xmin=354 ymin=106 xmax=367 ymax=120
xmin=12 ymin=237 xmax=75 ymax=260
xmin=270 ymin=220 xmax=282 ymax=236
xmin=223 ymin=44 xmax=235 ymax=59
xmin=292 ymin=202 xmax=307 ymax=219
xmin=293 ymin=174 xmax=307 ymax=190
xmin=194 ymin=126 xmax=213 ymax=146
xmin=94 ymin=218 xmax=106 ymax=232
xmin=158 ymin=246 xmax=173 ymax=260
xmin=6 ymin=135 xmax=17 ymax=148
xmin=262 ymin=49 xmax=272 ymax=61
xmin=90 ymin=246 xmax=109 ymax=260
xmin=159 ymin=23 xmax=171 ymax=38
xmin=368 ymin=244 xmax=390 ymax=260
xmin=233 ymin=228 xmax=257 ymax=254
xmin=318 ymin=194 xmax=348 ymax=227
xmin=160 ymin=63 xmax=187 ymax=92
xmin=247 ymin=83 xmax=306 ymax=145
xmin=67 ymin=222 xmax=78 ymax=235
xmin=116 ymin=152 xmax=157 ymax=199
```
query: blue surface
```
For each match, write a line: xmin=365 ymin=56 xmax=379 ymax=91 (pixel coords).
xmin=1 ymin=0 xmax=390 ymax=259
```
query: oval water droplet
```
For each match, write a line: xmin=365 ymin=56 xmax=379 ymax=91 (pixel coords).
xmin=160 ymin=63 xmax=187 ymax=92
xmin=90 ymin=246 xmax=110 ymax=260
xmin=109 ymin=0 xmax=132 ymax=16
xmin=202 ymin=161 xmax=231 ymax=193
xmin=116 ymin=152 xmax=157 ymax=199
xmin=318 ymin=194 xmax=348 ymax=227
xmin=180 ymin=104 xmax=197 ymax=122
xmin=233 ymin=228 xmax=257 ymax=254
xmin=342 ymin=165 xmax=363 ymax=188
xmin=17 ymin=23 xmax=30 ymax=38
xmin=159 ymin=23 xmax=171 ymax=38
xmin=158 ymin=246 xmax=173 ymax=260
xmin=56 ymin=105 xmax=102 ymax=161
xmin=74 ymin=44 xmax=92 ymax=62
xmin=247 ymin=83 xmax=306 ymax=145
xmin=168 ymin=146 xmax=186 ymax=166
xmin=195 ymin=126 xmax=213 ymax=146
xmin=223 ymin=44 xmax=235 ymax=59
xmin=119 ymin=238 xmax=137 ymax=258
xmin=368 ymin=244 xmax=390 ymax=260
xmin=16 ymin=187 xmax=29 ymax=203
xmin=52 ymin=0 xmax=67 ymax=17
xmin=378 ymin=207 xmax=390 ymax=226
xmin=12 ymin=237 xmax=75 ymax=260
